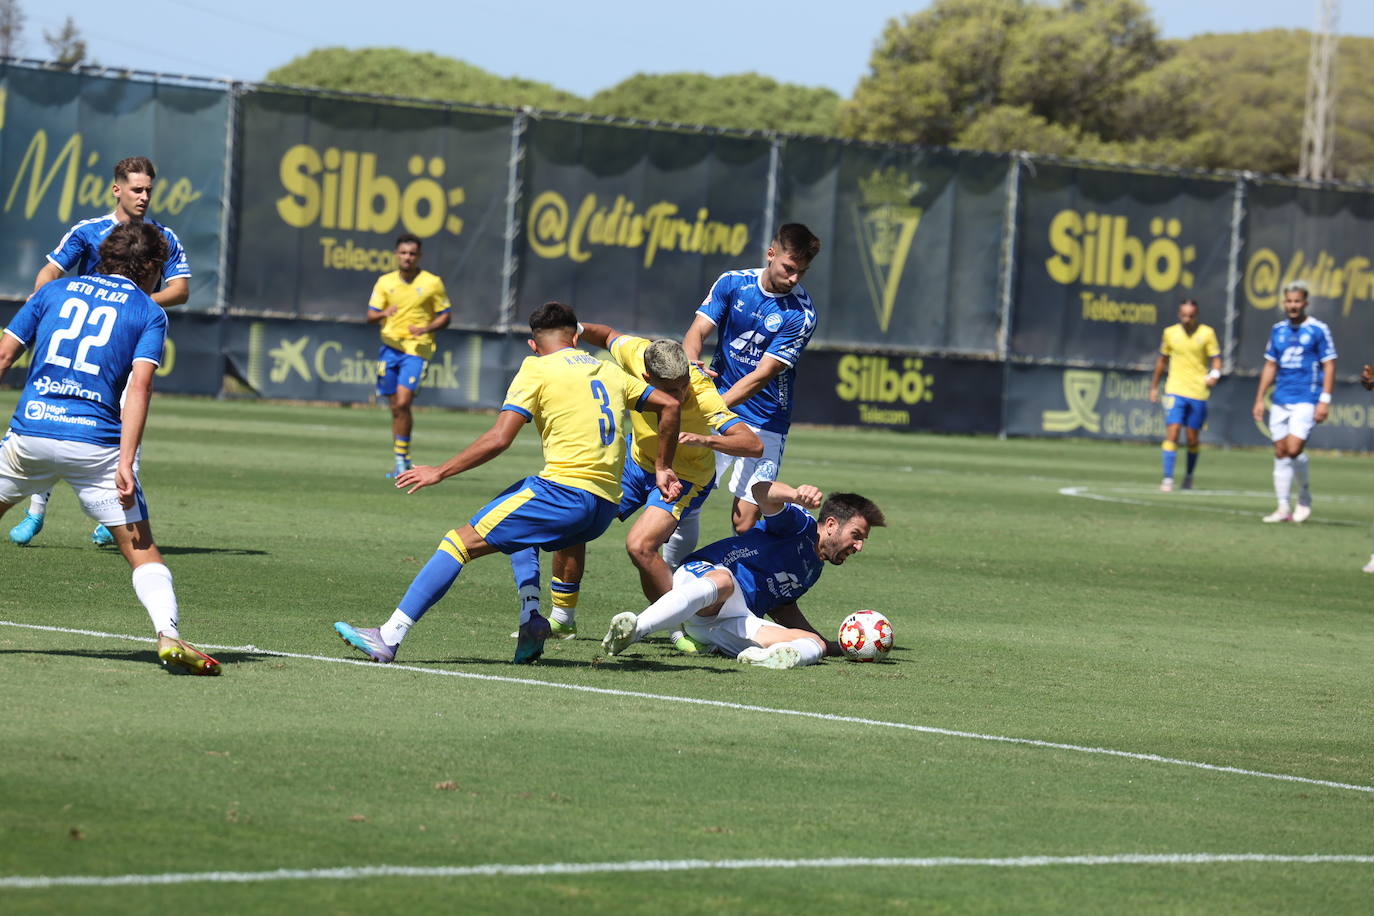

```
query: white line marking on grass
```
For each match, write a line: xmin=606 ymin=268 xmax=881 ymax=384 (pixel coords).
xmin=1058 ymin=486 xmax=1365 ymax=525
xmin=3 ymin=853 xmax=1372 ymax=889
xmin=4 ymin=621 xmax=1373 ymax=796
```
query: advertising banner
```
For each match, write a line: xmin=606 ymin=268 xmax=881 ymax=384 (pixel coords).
xmin=791 ymin=349 xmax=1002 ymax=434
xmin=0 ymin=301 xmax=222 ymax=396
xmin=1011 ymin=162 xmax=1235 ymax=367
xmin=1235 ymin=180 xmax=1374 ymax=373
xmin=778 ymin=141 xmax=1009 ymax=354
xmin=233 ymin=90 xmax=512 ymax=325
xmin=518 ymin=119 xmax=772 ymax=337
xmin=0 ymin=64 xmax=229 ymax=309
xmin=220 ymin=316 xmax=515 ymax=408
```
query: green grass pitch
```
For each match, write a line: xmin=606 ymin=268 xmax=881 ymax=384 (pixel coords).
xmin=1 ymin=392 xmax=1371 ymax=913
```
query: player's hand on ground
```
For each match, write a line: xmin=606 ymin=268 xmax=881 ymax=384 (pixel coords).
xmin=690 ymin=360 xmax=718 ymax=379
xmin=794 ymin=484 xmax=823 ymax=509
xmin=396 ymin=464 xmax=444 ymax=494
xmin=115 ymin=464 xmax=137 ymax=508
xmin=655 ymin=468 xmax=682 ymax=502
xmin=677 ymin=431 xmax=711 ymax=448
xmin=1362 ymin=364 xmax=1374 ymax=390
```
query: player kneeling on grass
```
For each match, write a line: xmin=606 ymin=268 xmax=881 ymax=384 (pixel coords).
xmin=0 ymin=223 xmax=219 ymax=675
xmin=601 ymin=474 xmax=884 ymax=669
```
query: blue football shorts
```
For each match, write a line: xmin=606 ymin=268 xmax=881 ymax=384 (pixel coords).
xmin=470 ymin=475 xmax=617 ymax=553
xmin=1162 ymin=394 xmax=1208 ymax=430
xmin=616 ymin=459 xmax=715 ymax=522
xmin=376 ymin=344 xmax=427 ymax=396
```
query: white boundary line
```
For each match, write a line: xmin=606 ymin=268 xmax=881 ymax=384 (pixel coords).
xmin=4 ymin=620 xmax=1373 ymax=796
xmin=3 ymin=854 xmax=1372 ymax=889
xmin=1058 ymin=485 xmax=1367 ymax=525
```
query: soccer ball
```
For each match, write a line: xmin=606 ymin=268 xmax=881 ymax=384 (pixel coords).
xmin=838 ymin=610 xmax=893 ymax=662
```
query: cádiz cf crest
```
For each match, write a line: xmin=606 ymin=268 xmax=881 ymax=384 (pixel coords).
xmin=852 ymin=167 xmax=923 ymax=334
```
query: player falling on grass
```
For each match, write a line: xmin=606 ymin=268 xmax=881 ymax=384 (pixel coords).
xmin=367 ymin=233 xmax=452 ymax=479
xmin=10 ymin=156 xmax=191 ymax=549
xmin=0 ymin=223 xmax=218 ymax=675
xmin=507 ymin=321 xmax=762 ymax=640
xmin=602 ymin=479 xmax=883 ymax=669
xmin=667 ymin=223 xmax=821 ymax=564
xmin=334 ymin=301 xmax=682 ymax=665
xmin=1148 ymin=299 xmax=1222 ymax=492
xmin=1251 ymin=281 xmax=1336 ymax=524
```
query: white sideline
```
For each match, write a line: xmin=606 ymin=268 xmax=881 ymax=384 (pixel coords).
xmin=3 ymin=854 xmax=1372 ymax=890
xmin=3 ymin=620 xmax=1373 ymax=797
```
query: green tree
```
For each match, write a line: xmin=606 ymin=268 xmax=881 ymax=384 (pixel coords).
xmin=266 ymin=47 xmax=583 ymax=110
xmin=43 ymin=14 xmax=86 ymax=67
xmin=0 ymin=0 xmax=24 ymax=58
xmin=588 ymin=72 xmax=841 ymax=135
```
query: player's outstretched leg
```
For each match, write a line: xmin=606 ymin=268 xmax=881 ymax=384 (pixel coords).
xmin=513 ymin=611 xmax=551 ymax=664
xmin=157 ymin=635 xmax=221 ymax=675
xmin=9 ymin=512 xmax=44 ymax=545
xmin=334 ymin=621 xmax=397 ymax=663
xmin=737 ymin=644 xmax=801 ymax=669
xmin=602 ymin=612 xmax=638 ymax=656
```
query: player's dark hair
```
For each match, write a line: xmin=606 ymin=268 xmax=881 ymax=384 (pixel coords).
xmin=820 ymin=492 xmax=885 ymax=529
xmin=772 ymin=223 xmax=821 ymax=261
xmin=529 ymin=300 xmax=578 ymax=334
xmin=395 ymin=233 xmax=422 ymax=250
xmin=97 ymin=222 xmax=169 ymax=289
xmin=1179 ymin=298 xmax=1199 ymax=308
xmin=113 ymin=156 xmax=156 ymax=182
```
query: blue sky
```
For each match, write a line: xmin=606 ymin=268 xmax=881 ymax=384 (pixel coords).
xmin=14 ymin=1 xmax=1373 ymax=98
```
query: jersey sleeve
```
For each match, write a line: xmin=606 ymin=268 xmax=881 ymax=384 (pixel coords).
xmin=621 ymin=370 xmax=654 ymax=411
xmin=759 ymin=503 xmax=809 ymax=538
xmin=47 ymin=225 xmax=90 ymax=272
xmin=1204 ymin=327 xmax=1220 ymax=358
xmin=1263 ymin=327 xmax=1279 ymax=362
xmin=692 ymin=374 xmax=741 ymax=431
xmin=501 ymin=357 xmax=542 ymax=420
xmin=608 ymin=334 xmax=648 ymax=375
xmin=134 ymin=305 xmax=169 ymax=366
xmin=695 ymin=273 xmax=732 ymax=325
xmin=3 ymin=290 xmax=45 ymax=347
xmin=1318 ymin=327 xmax=1337 ymax=361
xmin=764 ymin=309 xmax=816 ymax=367
xmin=430 ymin=277 xmax=452 ymax=316
xmin=367 ymin=277 xmax=388 ymax=311
xmin=1159 ymin=328 xmax=1172 ymax=356
xmin=160 ymin=226 xmax=191 ymax=281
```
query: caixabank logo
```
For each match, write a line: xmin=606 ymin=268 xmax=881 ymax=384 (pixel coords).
xmin=852 ymin=167 xmax=923 ymax=334
xmin=1041 ymin=369 xmax=1162 ymax=438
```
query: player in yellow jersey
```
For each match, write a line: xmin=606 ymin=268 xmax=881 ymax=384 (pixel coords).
xmin=1148 ymin=299 xmax=1222 ymax=492
xmin=506 ymin=321 xmax=763 ymax=641
xmin=367 ymin=234 xmax=452 ymax=478
xmin=334 ymin=301 xmax=682 ymax=665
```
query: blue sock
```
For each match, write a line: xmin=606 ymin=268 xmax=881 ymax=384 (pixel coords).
xmin=510 ymin=547 xmax=542 ymax=624
xmin=1186 ymin=448 xmax=1199 ymax=475
xmin=1161 ymin=442 xmax=1178 ymax=479
xmin=397 ymin=550 xmax=464 ymax=622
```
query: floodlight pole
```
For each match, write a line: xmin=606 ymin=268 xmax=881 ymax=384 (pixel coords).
xmin=1298 ymin=0 xmax=1339 ymax=181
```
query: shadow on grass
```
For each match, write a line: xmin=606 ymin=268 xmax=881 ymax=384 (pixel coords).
xmin=0 ymin=646 xmax=267 ymax=670
xmin=3 ymin=544 xmax=269 ymax=556
xmin=414 ymin=653 xmax=733 ymax=673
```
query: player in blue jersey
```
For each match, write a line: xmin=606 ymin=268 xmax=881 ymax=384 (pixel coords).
xmin=602 ymin=476 xmax=884 ymax=669
xmin=1251 ymin=281 xmax=1337 ymax=524
xmin=333 ymin=301 xmax=683 ymax=665
xmin=0 ymin=223 xmax=219 ymax=675
xmin=11 ymin=156 xmax=191 ymax=549
xmin=667 ymin=224 xmax=821 ymax=569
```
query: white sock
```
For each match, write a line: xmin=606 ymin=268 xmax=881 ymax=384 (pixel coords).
xmin=1272 ymin=457 xmax=1293 ymax=509
xmin=29 ymin=490 xmax=50 ymax=516
xmin=550 ymin=607 xmax=574 ymax=627
xmin=517 ymin=585 xmax=541 ymax=624
xmin=661 ymin=511 xmax=700 ymax=568
xmin=132 ymin=563 xmax=178 ymax=638
xmin=1293 ymin=453 xmax=1310 ymax=503
xmin=778 ymin=637 xmax=824 ymax=667
xmin=380 ymin=610 xmax=416 ymax=647
xmin=634 ymin=575 xmax=719 ymax=640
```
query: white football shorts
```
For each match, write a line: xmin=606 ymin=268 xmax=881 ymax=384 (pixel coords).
xmin=1268 ymin=402 xmax=1317 ymax=442
xmin=0 ymin=431 xmax=148 ymax=526
xmin=676 ymin=564 xmax=782 ymax=657
xmin=715 ymin=426 xmax=786 ymax=505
